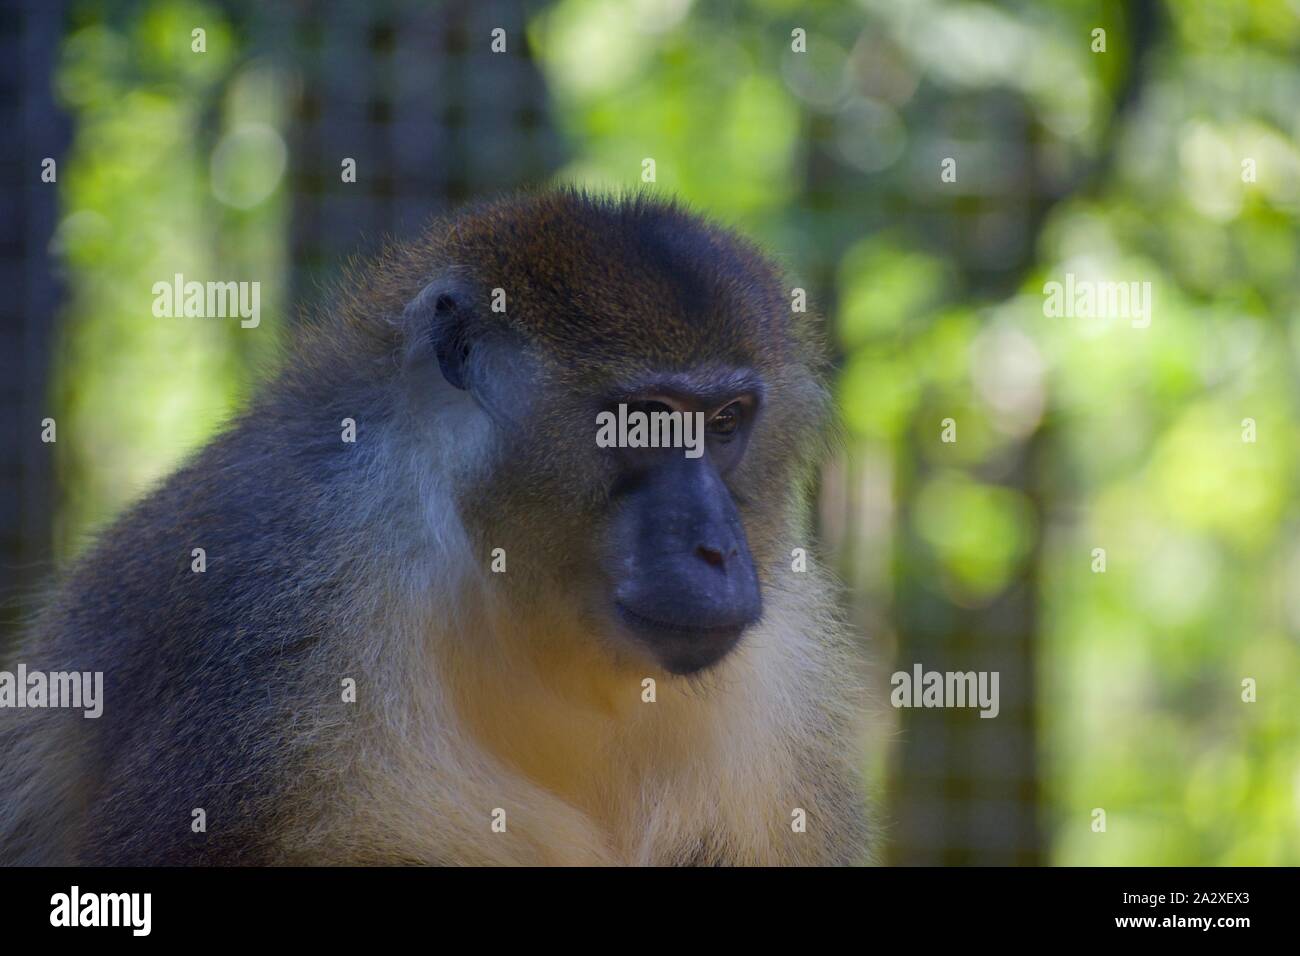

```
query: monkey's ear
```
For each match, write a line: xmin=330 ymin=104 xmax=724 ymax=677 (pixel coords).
xmin=404 ymin=280 xmax=475 ymax=390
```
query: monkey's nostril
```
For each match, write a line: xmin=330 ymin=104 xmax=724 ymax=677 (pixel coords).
xmin=695 ymin=545 xmax=726 ymax=568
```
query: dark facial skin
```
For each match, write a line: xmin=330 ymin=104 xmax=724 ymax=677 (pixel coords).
xmin=601 ymin=381 xmax=763 ymax=675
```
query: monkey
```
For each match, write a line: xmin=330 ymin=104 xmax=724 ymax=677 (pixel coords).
xmin=0 ymin=190 xmax=871 ymax=866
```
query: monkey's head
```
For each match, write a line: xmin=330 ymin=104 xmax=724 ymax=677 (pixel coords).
xmin=340 ymin=191 xmax=831 ymax=677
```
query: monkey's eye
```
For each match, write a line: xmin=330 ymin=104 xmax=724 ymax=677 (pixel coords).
xmin=708 ymin=403 xmax=743 ymax=438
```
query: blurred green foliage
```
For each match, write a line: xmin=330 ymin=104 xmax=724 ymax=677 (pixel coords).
xmin=53 ymin=0 xmax=285 ymax=554
xmin=50 ymin=0 xmax=1299 ymax=863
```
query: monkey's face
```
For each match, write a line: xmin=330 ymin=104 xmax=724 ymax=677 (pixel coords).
xmin=453 ymin=362 xmax=773 ymax=677
xmin=400 ymin=192 xmax=827 ymax=677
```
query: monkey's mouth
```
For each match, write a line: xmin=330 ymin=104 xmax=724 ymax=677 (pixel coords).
xmin=614 ymin=601 xmax=750 ymax=675
xmin=616 ymin=602 xmax=746 ymax=636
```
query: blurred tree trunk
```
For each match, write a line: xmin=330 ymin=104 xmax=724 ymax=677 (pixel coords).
xmin=0 ymin=0 xmax=69 ymax=652
xmin=887 ymin=418 xmax=1048 ymax=865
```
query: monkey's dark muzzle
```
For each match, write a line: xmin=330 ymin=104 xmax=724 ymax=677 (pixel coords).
xmin=609 ymin=455 xmax=762 ymax=675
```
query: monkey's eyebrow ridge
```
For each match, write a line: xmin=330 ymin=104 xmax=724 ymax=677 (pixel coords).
xmin=608 ymin=368 xmax=764 ymax=412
